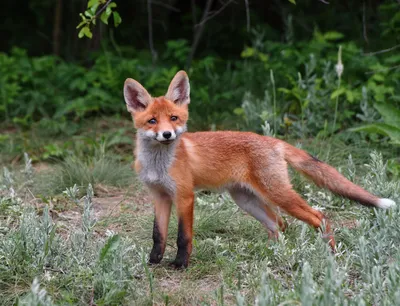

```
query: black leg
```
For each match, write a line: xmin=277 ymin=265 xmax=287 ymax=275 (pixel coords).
xmin=149 ymin=219 xmax=164 ymax=264
xmin=170 ymin=218 xmax=191 ymax=269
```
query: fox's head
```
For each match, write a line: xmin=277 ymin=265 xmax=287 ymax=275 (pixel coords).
xmin=123 ymin=71 xmax=190 ymax=145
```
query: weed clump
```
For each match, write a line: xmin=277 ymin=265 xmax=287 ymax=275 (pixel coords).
xmin=0 ymin=165 xmax=144 ymax=305
xmin=36 ymin=145 xmax=135 ymax=196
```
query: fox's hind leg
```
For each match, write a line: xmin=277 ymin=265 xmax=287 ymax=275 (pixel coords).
xmin=252 ymin=158 xmax=335 ymax=250
xmin=255 ymin=182 xmax=335 ymax=249
xmin=229 ymin=187 xmax=286 ymax=237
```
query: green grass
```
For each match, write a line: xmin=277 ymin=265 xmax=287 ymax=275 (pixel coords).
xmin=0 ymin=116 xmax=134 ymax=167
xmin=0 ymin=138 xmax=399 ymax=305
xmin=45 ymin=152 xmax=133 ymax=196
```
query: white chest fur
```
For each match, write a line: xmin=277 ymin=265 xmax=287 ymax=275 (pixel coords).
xmin=136 ymin=139 xmax=177 ymax=195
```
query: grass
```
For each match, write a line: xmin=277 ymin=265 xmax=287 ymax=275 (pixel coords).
xmin=34 ymin=144 xmax=135 ymax=197
xmin=0 ymin=116 xmax=134 ymax=166
xmin=0 ymin=135 xmax=399 ymax=305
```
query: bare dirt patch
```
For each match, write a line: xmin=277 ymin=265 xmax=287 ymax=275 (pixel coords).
xmin=92 ymin=183 xmax=152 ymax=219
xmin=50 ymin=183 xmax=153 ymax=237
xmin=337 ymin=218 xmax=359 ymax=229
xmin=157 ymin=273 xmax=225 ymax=304
xmin=32 ymin=162 xmax=52 ymax=173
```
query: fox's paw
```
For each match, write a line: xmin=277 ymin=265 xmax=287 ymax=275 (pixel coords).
xmin=148 ymin=250 xmax=163 ymax=265
xmin=377 ymin=198 xmax=396 ymax=209
xmin=169 ymin=259 xmax=188 ymax=270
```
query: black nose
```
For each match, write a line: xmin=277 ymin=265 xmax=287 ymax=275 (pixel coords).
xmin=163 ymin=131 xmax=172 ymax=139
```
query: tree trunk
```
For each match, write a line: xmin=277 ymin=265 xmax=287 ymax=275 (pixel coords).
xmin=148 ymin=0 xmax=158 ymax=63
xmin=53 ymin=0 xmax=63 ymax=56
xmin=186 ymin=0 xmax=213 ymax=69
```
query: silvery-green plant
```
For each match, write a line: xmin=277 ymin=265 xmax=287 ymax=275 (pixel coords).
xmin=241 ymin=90 xmax=278 ymax=133
xmin=346 ymin=154 xmax=356 ymax=181
xmin=2 ymin=167 xmax=14 ymax=189
xmin=62 ymin=183 xmax=80 ymax=207
xmin=0 ymin=165 xmax=144 ymax=304
xmin=332 ymin=45 xmax=343 ymax=136
xmin=261 ymin=121 xmax=274 ymax=137
xmin=270 ymin=69 xmax=277 ymax=133
xmin=362 ymin=151 xmax=400 ymax=200
xmin=17 ymin=278 xmax=53 ymax=306
xmin=21 ymin=153 xmax=34 ymax=184
xmin=82 ymin=183 xmax=95 ymax=237
xmin=356 ymin=86 xmax=379 ymax=123
xmin=70 ymin=183 xmax=96 ymax=256
xmin=300 ymin=262 xmax=315 ymax=306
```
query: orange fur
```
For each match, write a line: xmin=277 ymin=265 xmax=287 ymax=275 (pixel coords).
xmin=124 ymin=71 xmax=394 ymax=268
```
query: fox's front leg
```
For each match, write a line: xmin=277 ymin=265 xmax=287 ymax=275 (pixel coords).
xmin=149 ymin=192 xmax=172 ymax=264
xmin=171 ymin=191 xmax=195 ymax=269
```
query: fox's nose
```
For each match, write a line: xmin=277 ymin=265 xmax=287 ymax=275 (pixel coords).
xmin=163 ymin=131 xmax=172 ymax=139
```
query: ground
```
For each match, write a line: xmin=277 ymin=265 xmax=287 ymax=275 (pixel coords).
xmin=0 ymin=126 xmax=399 ymax=305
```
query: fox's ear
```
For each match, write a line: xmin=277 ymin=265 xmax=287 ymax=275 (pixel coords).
xmin=123 ymin=78 xmax=152 ymax=113
xmin=165 ymin=70 xmax=190 ymax=105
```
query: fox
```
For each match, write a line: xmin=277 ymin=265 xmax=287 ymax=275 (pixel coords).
xmin=123 ymin=70 xmax=396 ymax=268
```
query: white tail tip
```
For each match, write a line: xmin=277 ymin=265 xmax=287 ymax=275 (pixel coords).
xmin=376 ymin=198 xmax=396 ymax=209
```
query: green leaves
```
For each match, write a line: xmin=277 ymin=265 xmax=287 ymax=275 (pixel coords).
xmin=350 ymin=103 xmax=400 ymax=144
xmin=113 ymin=12 xmax=122 ymax=27
xmin=374 ymin=103 xmax=400 ymax=127
xmin=78 ymin=26 xmax=92 ymax=39
xmin=322 ymin=31 xmax=344 ymax=41
xmin=99 ymin=235 xmax=121 ymax=262
xmin=100 ymin=11 xmax=111 ymax=25
xmin=240 ymin=47 xmax=269 ymax=62
xmin=330 ymin=87 xmax=346 ymax=100
xmin=240 ymin=47 xmax=255 ymax=58
xmin=100 ymin=3 xmax=118 ymax=25
xmin=330 ymin=87 xmax=358 ymax=103
xmin=314 ymin=30 xmax=345 ymax=43
xmin=350 ymin=123 xmax=400 ymax=144
xmin=76 ymin=0 xmax=121 ymax=39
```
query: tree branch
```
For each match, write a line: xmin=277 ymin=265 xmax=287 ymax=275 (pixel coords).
xmin=195 ymin=0 xmax=236 ymax=28
xmin=365 ymin=64 xmax=400 ymax=75
xmin=95 ymin=0 xmax=113 ymax=19
xmin=363 ymin=44 xmax=400 ymax=56
xmin=147 ymin=0 xmax=157 ymax=63
xmin=244 ymin=0 xmax=250 ymax=32
xmin=191 ymin=0 xmax=197 ymax=27
xmin=186 ymin=0 xmax=214 ymax=69
xmin=53 ymin=0 xmax=63 ymax=55
xmin=362 ymin=2 xmax=368 ymax=44
xmin=152 ymin=1 xmax=180 ymax=12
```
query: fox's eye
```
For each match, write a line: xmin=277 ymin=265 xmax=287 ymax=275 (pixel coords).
xmin=170 ymin=116 xmax=178 ymax=121
xmin=148 ymin=118 xmax=157 ymax=124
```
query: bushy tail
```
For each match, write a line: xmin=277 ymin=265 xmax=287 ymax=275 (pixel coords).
xmin=284 ymin=143 xmax=395 ymax=209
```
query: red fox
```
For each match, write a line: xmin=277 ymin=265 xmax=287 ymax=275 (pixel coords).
xmin=123 ymin=71 xmax=396 ymax=268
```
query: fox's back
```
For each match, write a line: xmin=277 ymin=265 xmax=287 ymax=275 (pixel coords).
xmin=178 ymin=131 xmax=285 ymax=189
